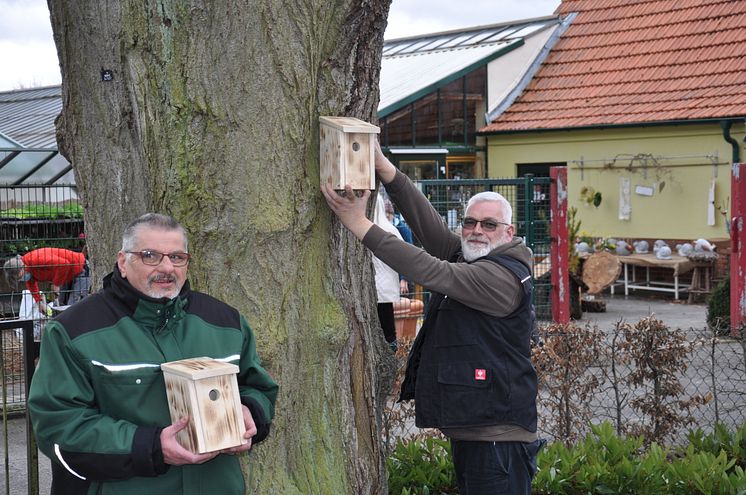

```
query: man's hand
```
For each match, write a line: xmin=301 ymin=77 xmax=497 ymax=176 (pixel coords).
xmin=160 ymin=417 xmax=219 ymax=466
xmin=219 ymin=405 xmax=257 ymax=455
xmin=320 ymin=183 xmax=374 ymax=240
xmin=374 ymin=140 xmax=397 ymax=184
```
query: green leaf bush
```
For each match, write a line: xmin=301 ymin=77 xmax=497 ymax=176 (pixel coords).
xmin=387 ymin=437 xmax=457 ymax=495
xmin=685 ymin=423 xmax=746 ymax=471
xmin=0 ymin=202 xmax=83 ymax=219
xmin=387 ymin=422 xmax=746 ymax=494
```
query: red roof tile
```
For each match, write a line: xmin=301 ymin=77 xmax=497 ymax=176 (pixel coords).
xmin=482 ymin=0 xmax=746 ymax=132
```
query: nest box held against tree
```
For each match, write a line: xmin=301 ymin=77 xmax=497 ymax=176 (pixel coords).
xmin=319 ymin=116 xmax=380 ymax=190
xmin=161 ymin=357 xmax=246 ymax=454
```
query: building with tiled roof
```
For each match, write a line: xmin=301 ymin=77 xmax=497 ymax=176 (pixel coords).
xmin=378 ymin=16 xmax=569 ymax=181
xmin=481 ymin=0 xmax=746 ymax=242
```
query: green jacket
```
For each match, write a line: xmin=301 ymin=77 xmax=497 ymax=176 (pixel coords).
xmin=28 ymin=267 xmax=278 ymax=495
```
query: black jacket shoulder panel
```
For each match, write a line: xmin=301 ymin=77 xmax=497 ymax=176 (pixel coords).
xmin=185 ymin=291 xmax=241 ymax=329
xmin=56 ymin=269 xmax=241 ymax=340
xmin=55 ymin=291 xmax=131 ymax=340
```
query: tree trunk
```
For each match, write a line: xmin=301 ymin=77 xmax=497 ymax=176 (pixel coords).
xmin=48 ymin=1 xmax=394 ymax=493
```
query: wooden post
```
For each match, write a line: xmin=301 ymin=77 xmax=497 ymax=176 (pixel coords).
xmin=550 ymin=166 xmax=570 ymax=323
xmin=730 ymin=163 xmax=746 ymax=337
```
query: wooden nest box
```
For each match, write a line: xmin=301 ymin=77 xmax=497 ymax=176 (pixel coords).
xmin=319 ymin=116 xmax=380 ymax=190
xmin=161 ymin=357 xmax=246 ymax=454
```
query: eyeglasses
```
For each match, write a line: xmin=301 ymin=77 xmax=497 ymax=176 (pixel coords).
xmin=126 ymin=250 xmax=191 ymax=267
xmin=461 ymin=217 xmax=510 ymax=232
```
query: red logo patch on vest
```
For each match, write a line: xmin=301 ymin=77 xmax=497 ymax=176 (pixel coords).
xmin=474 ymin=368 xmax=487 ymax=381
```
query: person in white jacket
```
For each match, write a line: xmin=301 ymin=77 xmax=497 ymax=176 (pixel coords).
xmin=373 ymin=192 xmax=405 ymax=351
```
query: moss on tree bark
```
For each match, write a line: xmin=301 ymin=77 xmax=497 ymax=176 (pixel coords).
xmin=49 ymin=0 xmax=394 ymax=492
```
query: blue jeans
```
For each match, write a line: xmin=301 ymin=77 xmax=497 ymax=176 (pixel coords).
xmin=451 ymin=439 xmax=545 ymax=495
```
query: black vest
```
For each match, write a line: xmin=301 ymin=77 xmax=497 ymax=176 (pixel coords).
xmin=399 ymin=254 xmax=538 ymax=432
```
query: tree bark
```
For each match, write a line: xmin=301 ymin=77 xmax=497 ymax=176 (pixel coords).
xmin=48 ymin=0 xmax=394 ymax=492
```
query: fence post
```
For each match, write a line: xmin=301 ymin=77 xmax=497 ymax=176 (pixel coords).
xmin=22 ymin=320 xmax=38 ymax=495
xmin=550 ymin=167 xmax=570 ymax=323
xmin=731 ymin=163 xmax=746 ymax=336
xmin=524 ymin=174 xmax=535 ymax=248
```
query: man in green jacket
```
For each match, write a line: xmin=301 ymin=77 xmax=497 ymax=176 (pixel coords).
xmin=28 ymin=213 xmax=278 ymax=495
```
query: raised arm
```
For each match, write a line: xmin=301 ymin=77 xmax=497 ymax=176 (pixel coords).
xmin=373 ymin=144 xmax=461 ymax=260
xmin=374 ymin=140 xmax=397 ymax=185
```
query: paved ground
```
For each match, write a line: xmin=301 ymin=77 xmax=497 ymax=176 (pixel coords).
xmin=1 ymin=294 xmax=709 ymax=493
xmin=578 ymin=293 xmax=708 ymax=331
xmin=0 ymin=414 xmax=51 ymax=495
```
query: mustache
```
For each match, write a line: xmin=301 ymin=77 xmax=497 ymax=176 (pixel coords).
xmin=149 ymin=274 xmax=177 ymax=283
xmin=464 ymin=234 xmax=487 ymax=242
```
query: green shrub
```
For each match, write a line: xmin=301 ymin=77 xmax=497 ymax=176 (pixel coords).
xmin=533 ymin=422 xmax=746 ymax=494
xmin=387 ymin=423 xmax=746 ymax=494
xmin=387 ymin=437 xmax=457 ymax=495
xmin=667 ymin=447 xmax=743 ymax=495
xmin=685 ymin=423 xmax=746 ymax=470
xmin=533 ymin=422 xmax=667 ymax=494
xmin=707 ymin=277 xmax=730 ymax=335
xmin=0 ymin=202 xmax=83 ymax=219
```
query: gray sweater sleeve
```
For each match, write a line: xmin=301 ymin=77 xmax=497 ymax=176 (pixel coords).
xmin=364 ymin=171 xmax=530 ymax=317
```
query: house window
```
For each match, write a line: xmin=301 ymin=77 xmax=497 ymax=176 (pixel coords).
xmin=384 ymin=106 xmax=413 ymax=147
xmin=413 ymin=94 xmax=439 ymax=146
xmin=398 ymin=159 xmax=439 ymax=180
xmin=380 ymin=66 xmax=486 ymax=150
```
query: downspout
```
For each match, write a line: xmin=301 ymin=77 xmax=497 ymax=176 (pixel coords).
xmin=720 ymin=119 xmax=741 ymax=164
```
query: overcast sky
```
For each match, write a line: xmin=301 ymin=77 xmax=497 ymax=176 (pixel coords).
xmin=0 ymin=0 xmax=561 ymax=92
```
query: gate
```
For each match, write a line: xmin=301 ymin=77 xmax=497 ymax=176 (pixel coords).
xmin=0 ymin=319 xmax=39 ymax=495
xmin=409 ymin=174 xmax=556 ymax=319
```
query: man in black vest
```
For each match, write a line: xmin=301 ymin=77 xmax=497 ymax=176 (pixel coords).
xmin=321 ymin=144 xmax=543 ymax=495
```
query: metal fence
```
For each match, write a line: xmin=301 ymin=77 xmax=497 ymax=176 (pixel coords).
xmin=1 ymin=184 xmax=84 ymax=320
xmin=0 ymin=184 xmax=83 ymax=247
xmin=397 ymin=175 xmax=553 ymax=318
xmin=1 ymin=184 xmax=83 ymax=412
xmin=0 ymin=319 xmax=39 ymax=495
xmin=382 ymin=319 xmax=746 ymax=452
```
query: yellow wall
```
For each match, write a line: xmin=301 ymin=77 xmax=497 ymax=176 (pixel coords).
xmin=487 ymin=124 xmax=743 ymax=241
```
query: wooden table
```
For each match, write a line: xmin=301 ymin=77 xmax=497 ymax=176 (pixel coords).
xmin=614 ymin=253 xmax=711 ymax=300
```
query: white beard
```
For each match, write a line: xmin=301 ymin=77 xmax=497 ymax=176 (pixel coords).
xmin=462 ymin=239 xmax=491 ymax=261
xmin=461 ymin=234 xmax=509 ymax=262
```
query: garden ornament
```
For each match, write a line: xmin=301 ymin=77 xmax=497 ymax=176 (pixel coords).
xmin=653 ymin=240 xmax=668 ymax=253
xmin=656 ymin=245 xmax=672 ymax=260
xmin=615 ymin=240 xmax=631 ymax=256
xmin=633 ymin=240 xmax=649 ymax=254
xmin=694 ymin=238 xmax=714 ymax=252
xmin=575 ymin=242 xmax=591 ymax=254
xmin=676 ymin=243 xmax=693 ymax=257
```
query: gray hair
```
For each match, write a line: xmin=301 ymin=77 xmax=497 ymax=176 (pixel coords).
xmin=466 ymin=192 xmax=512 ymax=224
xmin=121 ymin=213 xmax=188 ymax=252
xmin=3 ymin=256 xmax=25 ymax=286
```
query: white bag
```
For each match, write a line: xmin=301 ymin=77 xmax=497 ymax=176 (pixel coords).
xmin=17 ymin=289 xmax=46 ymax=341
